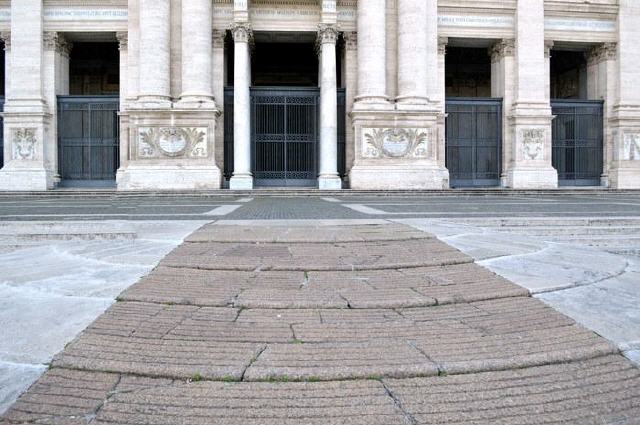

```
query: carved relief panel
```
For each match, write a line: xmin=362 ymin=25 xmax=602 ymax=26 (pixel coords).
xmin=136 ymin=127 xmax=209 ymax=159
xmin=622 ymin=132 xmax=640 ymax=161
xmin=519 ymin=128 xmax=546 ymax=161
xmin=12 ymin=128 xmax=38 ymax=161
xmin=361 ymin=128 xmax=433 ymax=159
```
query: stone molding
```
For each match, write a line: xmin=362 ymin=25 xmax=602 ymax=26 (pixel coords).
xmin=12 ymin=128 xmax=38 ymax=161
xmin=587 ymin=42 xmax=617 ymax=65
xmin=116 ymin=31 xmax=128 ymax=51
xmin=490 ymin=39 xmax=515 ymax=62
xmin=362 ymin=127 xmax=433 ymax=159
xmin=137 ymin=127 xmax=209 ymax=159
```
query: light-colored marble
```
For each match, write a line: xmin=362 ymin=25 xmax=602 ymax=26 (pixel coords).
xmin=0 ymin=220 xmax=208 ymax=415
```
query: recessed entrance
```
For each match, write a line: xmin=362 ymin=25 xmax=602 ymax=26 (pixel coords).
xmin=445 ymin=45 xmax=502 ymax=188
xmin=57 ymin=38 xmax=120 ymax=187
xmin=550 ymin=49 xmax=604 ymax=186
xmin=224 ymin=33 xmax=345 ymax=187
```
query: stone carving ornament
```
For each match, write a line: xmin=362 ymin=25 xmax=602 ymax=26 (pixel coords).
xmin=138 ymin=127 xmax=208 ymax=159
xmin=622 ymin=133 xmax=640 ymax=161
xmin=521 ymin=128 xmax=545 ymax=161
xmin=362 ymin=128 xmax=431 ymax=159
xmin=12 ymin=128 xmax=37 ymax=160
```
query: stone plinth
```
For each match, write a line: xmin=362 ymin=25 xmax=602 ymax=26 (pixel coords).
xmin=349 ymin=109 xmax=449 ymax=190
xmin=117 ymin=108 xmax=222 ymax=191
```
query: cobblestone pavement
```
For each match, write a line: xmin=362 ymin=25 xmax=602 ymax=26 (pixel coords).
xmin=2 ymin=221 xmax=640 ymax=424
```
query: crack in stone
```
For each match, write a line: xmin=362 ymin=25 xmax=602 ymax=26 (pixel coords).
xmin=86 ymin=374 xmax=122 ymax=424
xmin=381 ymin=380 xmax=419 ymax=425
xmin=406 ymin=340 xmax=444 ymax=375
xmin=240 ymin=344 xmax=267 ymax=382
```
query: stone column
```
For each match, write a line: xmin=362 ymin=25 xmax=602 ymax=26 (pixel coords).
xmin=436 ymin=37 xmax=448 ymax=169
xmin=317 ymin=25 xmax=341 ymax=189
xmin=505 ymin=0 xmax=557 ymax=188
xmin=1 ymin=33 xmax=10 ymax=107
xmin=0 ymin=0 xmax=55 ymax=190
xmin=491 ymin=39 xmax=516 ymax=185
xmin=353 ymin=0 xmax=388 ymax=107
xmin=229 ymin=23 xmax=253 ymax=190
xmin=179 ymin=0 xmax=215 ymax=106
xmin=396 ymin=0 xmax=430 ymax=106
xmin=126 ymin=0 xmax=139 ymax=104
xmin=544 ymin=41 xmax=553 ymax=103
xmin=609 ymin=0 xmax=640 ymax=188
xmin=117 ymin=32 xmax=129 ymax=172
xmin=138 ymin=0 xmax=171 ymax=107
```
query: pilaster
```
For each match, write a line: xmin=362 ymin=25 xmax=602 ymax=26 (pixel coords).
xmin=343 ymin=31 xmax=358 ymax=179
xmin=505 ymin=0 xmax=557 ymax=189
xmin=212 ymin=30 xmax=227 ymax=172
xmin=0 ymin=0 xmax=55 ymax=190
xmin=609 ymin=0 xmax=640 ymax=189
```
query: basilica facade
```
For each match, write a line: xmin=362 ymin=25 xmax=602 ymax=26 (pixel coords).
xmin=0 ymin=0 xmax=638 ymax=191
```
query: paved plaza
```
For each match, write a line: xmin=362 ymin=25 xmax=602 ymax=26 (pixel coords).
xmin=1 ymin=193 xmax=640 ymax=423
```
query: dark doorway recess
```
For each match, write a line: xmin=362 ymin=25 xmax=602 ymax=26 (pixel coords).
xmin=550 ymin=50 xmax=587 ymax=100
xmin=70 ymin=42 xmax=120 ymax=96
xmin=57 ymin=96 xmax=120 ymax=186
xmin=446 ymin=47 xmax=491 ymax=98
xmin=551 ymin=100 xmax=604 ymax=186
xmin=446 ymin=98 xmax=502 ymax=187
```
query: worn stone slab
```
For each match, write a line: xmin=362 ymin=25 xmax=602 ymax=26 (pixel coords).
xmin=384 ymin=355 xmax=640 ymax=424
xmin=244 ymin=341 xmax=439 ymax=381
xmin=52 ymin=334 xmax=264 ymax=380
xmin=187 ymin=223 xmax=433 ymax=243
xmin=161 ymin=238 xmax=472 ymax=271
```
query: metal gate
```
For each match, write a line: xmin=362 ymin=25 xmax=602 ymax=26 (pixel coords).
xmin=224 ymin=87 xmax=346 ymax=185
xmin=57 ymin=96 xmax=119 ymax=184
xmin=446 ymin=98 xmax=502 ymax=187
xmin=551 ymin=100 xmax=603 ymax=186
xmin=0 ymin=97 xmax=4 ymax=168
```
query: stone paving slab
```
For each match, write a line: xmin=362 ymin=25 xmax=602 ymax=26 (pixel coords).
xmin=384 ymin=355 xmax=640 ymax=424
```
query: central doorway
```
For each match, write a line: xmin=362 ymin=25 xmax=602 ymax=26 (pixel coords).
xmin=223 ymin=33 xmax=345 ymax=187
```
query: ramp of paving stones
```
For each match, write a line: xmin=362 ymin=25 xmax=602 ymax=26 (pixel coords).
xmin=3 ymin=222 xmax=640 ymax=424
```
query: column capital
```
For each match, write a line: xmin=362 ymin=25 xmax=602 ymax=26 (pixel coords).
xmin=116 ymin=31 xmax=128 ymax=51
xmin=0 ymin=31 xmax=9 ymax=50
xmin=231 ymin=22 xmax=253 ymax=44
xmin=490 ymin=39 xmax=515 ymax=62
xmin=438 ymin=37 xmax=448 ymax=55
xmin=212 ymin=29 xmax=226 ymax=49
xmin=587 ymin=42 xmax=617 ymax=65
xmin=317 ymin=24 xmax=339 ymax=45
xmin=344 ymin=31 xmax=357 ymax=51
xmin=44 ymin=32 xmax=72 ymax=55
xmin=544 ymin=39 xmax=554 ymax=58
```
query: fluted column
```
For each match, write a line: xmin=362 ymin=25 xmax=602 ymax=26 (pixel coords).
xmin=229 ymin=23 xmax=253 ymax=190
xmin=138 ymin=0 xmax=171 ymax=106
xmin=396 ymin=0 xmax=429 ymax=106
xmin=354 ymin=0 xmax=388 ymax=107
xmin=317 ymin=25 xmax=341 ymax=189
xmin=179 ymin=0 xmax=215 ymax=106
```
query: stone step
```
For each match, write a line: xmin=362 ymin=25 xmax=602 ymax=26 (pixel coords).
xmin=491 ymin=225 xmax=640 ymax=236
xmin=0 ymin=221 xmax=137 ymax=241
xmin=455 ymin=217 xmax=640 ymax=227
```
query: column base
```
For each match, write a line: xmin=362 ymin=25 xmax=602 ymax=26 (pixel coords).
xmin=504 ymin=166 xmax=558 ymax=189
xmin=608 ymin=165 xmax=640 ymax=189
xmin=117 ymin=165 xmax=222 ymax=191
xmin=350 ymin=165 xmax=449 ymax=190
xmin=175 ymin=97 xmax=218 ymax=110
xmin=0 ymin=167 xmax=56 ymax=191
xmin=318 ymin=175 xmax=342 ymax=190
xmin=229 ymin=174 xmax=254 ymax=190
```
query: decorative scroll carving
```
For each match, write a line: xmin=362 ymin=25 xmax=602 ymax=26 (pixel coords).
xmin=544 ymin=40 xmax=554 ymax=59
xmin=489 ymin=39 xmax=514 ymax=62
xmin=212 ymin=29 xmax=226 ymax=49
xmin=622 ymin=133 xmax=640 ymax=161
xmin=362 ymin=128 xmax=432 ymax=159
xmin=12 ymin=128 xmax=37 ymax=160
xmin=137 ymin=127 xmax=208 ymax=159
xmin=344 ymin=31 xmax=357 ymax=51
xmin=587 ymin=43 xmax=617 ymax=65
xmin=116 ymin=32 xmax=128 ymax=51
xmin=317 ymin=24 xmax=338 ymax=45
xmin=44 ymin=32 xmax=72 ymax=55
xmin=520 ymin=128 xmax=545 ymax=161
xmin=438 ymin=37 xmax=448 ymax=56
xmin=1 ymin=31 xmax=10 ymax=51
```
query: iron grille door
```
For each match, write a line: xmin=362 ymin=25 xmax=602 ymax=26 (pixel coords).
xmin=58 ymin=96 xmax=119 ymax=184
xmin=551 ymin=100 xmax=603 ymax=186
xmin=446 ymin=98 xmax=502 ymax=187
xmin=0 ymin=97 xmax=4 ymax=168
xmin=251 ymin=87 xmax=319 ymax=187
